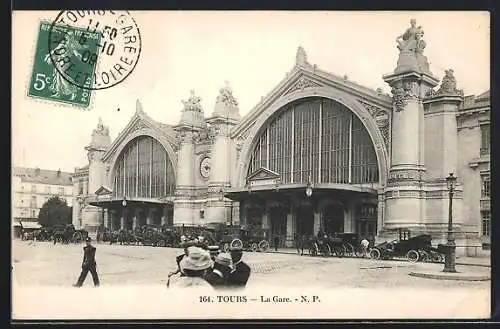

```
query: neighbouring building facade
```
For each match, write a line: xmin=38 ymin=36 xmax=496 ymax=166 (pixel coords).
xmin=73 ymin=19 xmax=490 ymax=253
xmin=12 ymin=167 xmax=74 ymax=223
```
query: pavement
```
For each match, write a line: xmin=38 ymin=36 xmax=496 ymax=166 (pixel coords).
xmin=266 ymin=247 xmax=491 ymax=267
xmin=11 ymin=240 xmax=491 ymax=319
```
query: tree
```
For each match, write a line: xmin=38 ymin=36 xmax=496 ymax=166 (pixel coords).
xmin=38 ymin=196 xmax=72 ymax=227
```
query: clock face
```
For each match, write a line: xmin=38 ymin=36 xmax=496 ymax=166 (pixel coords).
xmin=200 ymin=157 xmax=211 ymax=179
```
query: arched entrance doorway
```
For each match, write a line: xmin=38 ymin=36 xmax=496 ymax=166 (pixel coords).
xmin=229 ymin=95 xmax=382 ymax=246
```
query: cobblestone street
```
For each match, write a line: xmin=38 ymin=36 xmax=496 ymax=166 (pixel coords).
xmin=12 ymin=240 xmax=491 ymax=319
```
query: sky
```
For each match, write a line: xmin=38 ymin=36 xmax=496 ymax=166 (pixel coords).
xmin=12 ymin=11 xmax=490 ymax=173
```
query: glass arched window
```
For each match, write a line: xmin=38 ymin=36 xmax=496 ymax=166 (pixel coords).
xmin=248 ymin=97 xmax=378 ymax=184
xmin=113 ymin=136 xmax=175 ymax=198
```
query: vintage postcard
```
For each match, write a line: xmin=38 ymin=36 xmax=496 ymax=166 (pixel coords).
xmin=12 ymin=11 xmax=491 ymax=320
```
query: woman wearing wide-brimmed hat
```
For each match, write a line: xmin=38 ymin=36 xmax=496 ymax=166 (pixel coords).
xmin=168 ymin=246 xmax=213 ymax=289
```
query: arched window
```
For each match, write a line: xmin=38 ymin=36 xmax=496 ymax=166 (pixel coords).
xmin=248 ymin=97 xmax=378 ymax=184
xmin=113 ymin=136 xmax=175 ymax=198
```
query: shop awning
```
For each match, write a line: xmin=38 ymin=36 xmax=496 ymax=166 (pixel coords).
xmin=14 ymin=221 xmax=42 ymax=229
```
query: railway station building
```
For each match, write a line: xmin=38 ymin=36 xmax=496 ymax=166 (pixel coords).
xmin=73 ymin=20 xmax=490 ymax=252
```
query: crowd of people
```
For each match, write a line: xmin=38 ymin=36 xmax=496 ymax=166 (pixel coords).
xmin=167 ymin=240 xmax=251 ymax=290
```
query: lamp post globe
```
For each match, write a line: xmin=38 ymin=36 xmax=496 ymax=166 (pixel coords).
xmin=122 ymin=199 xmax=127 ymax=207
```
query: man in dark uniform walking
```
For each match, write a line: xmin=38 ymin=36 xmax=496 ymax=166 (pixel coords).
xmin=74 ymin=237 xmax=100 ymax=287
xmin=227 ymin=244 xmax=251 ymax=288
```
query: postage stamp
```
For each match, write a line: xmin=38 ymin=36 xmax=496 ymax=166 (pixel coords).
xmin=48 ymin=10 xmax=142 ymax=91
xmin=27 ymin=22 xmax=99 ymax=108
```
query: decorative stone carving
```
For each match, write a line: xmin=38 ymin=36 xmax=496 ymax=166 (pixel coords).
xmin=131 ymin=121 xmax=148 ymax=132
xmin=286 ymin=77 xmax=321 ymax=94
xmin=181 ymin=90 xmax=203 ymax=112
xmin=426 ymin=69 xmax=464 ymax=97
xmin=358 ymin=100 xmax=391 ymax=146
xmin=216 ymin=81 xmax=239 ymax=107
xmin=390 ymin=80 xmax=420 ymax=112
xmin=395 ymin=19 xmax=430 ymax=74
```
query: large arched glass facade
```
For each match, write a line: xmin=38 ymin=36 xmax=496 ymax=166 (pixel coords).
xmin=248 ymin=97 xmax=379 ymax=184
xmin=113 ymin=136 xmax=175 ymax=198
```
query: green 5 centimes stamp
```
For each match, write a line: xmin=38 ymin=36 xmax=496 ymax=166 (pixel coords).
xmin=28 ymin=22 xmax=100 ymax=108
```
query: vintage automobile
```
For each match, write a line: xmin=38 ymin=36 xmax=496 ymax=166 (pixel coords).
xmin=203 ymin=223 xmax=270 ymax=252
xmin=369 ymin=229 xmax=444 ymax=262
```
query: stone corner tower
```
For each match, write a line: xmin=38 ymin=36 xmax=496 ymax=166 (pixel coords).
xmin=173 ymin=90 xmax=206 ymax=226
xmin=205 ymin=81 xmax=241 ymax=225
xmin=82 ymin=118 xmax=112 ymax=233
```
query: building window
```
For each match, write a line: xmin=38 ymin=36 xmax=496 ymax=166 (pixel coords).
xmin=59 ymin=187 xmax=64 ymax=195
xmin=31 ymin=210 xmax=36 ymax=218
xmin=30 ymin=196 xmax=37 ymax=208
xmin=113 ymin=135 xmax=175 ymax=198
xmin=480 ymin=124 xmax=490 ymax=156
xmin=248 ymin=97 xmax=378 ymax=184
xmin=481 ymin=210 xmax=491 ymax=237
xmin=78 ymin=182 xmax=84 ymax=195
xmin=20 ymin=185 xmax=24 ymax=192
xmin=31 ymin=185 xmax=36 ymax=193
xmin=481 ymin=174 xmax=490 ymax=198
xmin=45 ymin=186 xmax=50 ymax=194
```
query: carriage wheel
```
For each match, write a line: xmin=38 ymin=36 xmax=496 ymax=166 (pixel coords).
xmin=258 ymin=240 xmax=269 ymax=252
xmin=419 ymin=250 xmax=430 ymax=262
xmin=334 ymin=245 xmax=346 ymax=258
xmin=406 ymin=250 xmax=419 ymax=263
xmin=369 ymin=248 xmax=381 ymax=260
xmin=431 ymin=252 xmax=444 ymax=263
xmin=251 ymin=243 xmax=258 ymax=252
xmin=157 ymin=239 xmax=166 ymax=247
xmin=355 ymin=248 xmax=365 ymax=258
xmin=345 ymin=243 xmax=355 ymax=257
xmin=310 ymin=243 xmax=319 ymax=257
xmin=324 ymin=243 xmax=332 ymax=257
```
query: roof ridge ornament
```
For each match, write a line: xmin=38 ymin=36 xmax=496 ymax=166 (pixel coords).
xmin=216 ymin=80 xmax=239 ymax=107
xmin=295 ymin=46 xmax=312 ymax=68
xmin=426 ymin=69 xmax=464 ymax=97
xmin=394 ymin=19 xmax=431 ymax=74
xmin=135 ymin=99 xmax=145 ymax=115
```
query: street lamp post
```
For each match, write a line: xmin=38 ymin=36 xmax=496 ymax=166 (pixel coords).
xmin=443 ymin=172 xmax=457 ymax=273
xmin=305 ymin=178 xmax=313 ymax=237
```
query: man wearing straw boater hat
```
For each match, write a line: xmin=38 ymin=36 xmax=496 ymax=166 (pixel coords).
xmin=227 ymin=239 xmax=251 ymax=288
xmin=207 ymin=245 xmax=220 ymax=261
xmin=205 ymin=252 xmax=233 ymax=289
xmin=168 ymin=246 xmax=213 ymax=288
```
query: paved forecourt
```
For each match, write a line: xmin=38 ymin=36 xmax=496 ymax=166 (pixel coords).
xmin=12 ymin=240 xmax=490 ymax=289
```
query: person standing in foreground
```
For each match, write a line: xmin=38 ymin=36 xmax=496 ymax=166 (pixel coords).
xmin=169 ymin=247 xmax=213 ymax=289
xmin=227 ymin=244 xmax=251 ymax=288
xmin=205 ymin=253 xmax=233 ymax=289
xmin=74 ymin=237 xmax=100 ymax=287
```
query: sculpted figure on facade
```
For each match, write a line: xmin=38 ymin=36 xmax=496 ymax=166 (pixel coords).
xmin=395 ymin=19 xmax=430 ymax=73
xmin=181 ymin=90 xmax=203 ymax=112
xmin=427 ymin=69 xmax=464 ymax=97
xmin=216 ymin=81 xmax=239 ymax=107
xmin=391 ymin=83 xmax=407 ymax=112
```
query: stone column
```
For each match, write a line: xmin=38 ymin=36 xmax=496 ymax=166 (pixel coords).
xmin=383 ymin=63 xmax=439 ymax=231
xmin=313 ymin=211 xmax=321 ymax=236
xmin=343 ymin=205 xmax=354 ymax=233
xmin=161 ymin=206 xmax=167 ymax=226
xmin=120 ymin=209 xmax=126 ymax=230
xmin=262 ymin=210 xmax=270 ymax=230
xmin=132 ymin=208 xmax=140 ymax=230
xmin=146 ymin=208 xmax=153 ymax=225
xmin=103 ymin=208 xmax=110 ymax=229
xmin=286 ymin=212 xmax=294 ymax=248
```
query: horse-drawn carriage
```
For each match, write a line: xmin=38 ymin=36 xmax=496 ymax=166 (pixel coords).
xmin=99 ymin=225 xmax=181 ymax=247
xmin=369 ymin=229 xmax=444 ymax=263
xmin=308 ymin=233 xmax=365 ymax=257
xmin=203 ymin=223 xmax=270 ymax=252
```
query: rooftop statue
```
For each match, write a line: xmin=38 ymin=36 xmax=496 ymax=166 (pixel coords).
xmin=295 ymin=46 xmax=311 ymax=67
xmin=395 ymin=19 xmax=430 ymax=73
xmin=216 ymin=81 xmax=239 ymax=107
xmin=182 ymin=90 xmax=203 ymax=112
xmin=93 ymin=117 xmax=109 ymax=136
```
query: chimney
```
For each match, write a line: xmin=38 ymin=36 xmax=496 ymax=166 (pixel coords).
xmin=57 ymin=169 xmax=61 ymax=177
xmin=35 ymin=167 xmax=40 ymax=176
